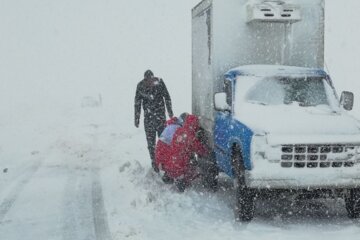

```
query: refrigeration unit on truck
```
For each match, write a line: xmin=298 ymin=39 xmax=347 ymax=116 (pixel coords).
xmin=192 ymin=0 xmax=360 ymax=221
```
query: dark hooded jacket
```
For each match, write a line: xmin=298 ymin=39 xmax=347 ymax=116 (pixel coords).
xmin=134 ymin=77 xmax=173 ymax=124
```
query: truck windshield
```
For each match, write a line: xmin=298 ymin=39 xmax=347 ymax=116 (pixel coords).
xmin=244 ymin=77 xmax=335 ymax=107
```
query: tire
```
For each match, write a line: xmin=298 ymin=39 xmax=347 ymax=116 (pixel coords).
xmin=345 ymin=188 xmax=360 ymax=219
xmin=232 ymin=146 xmax=255 ymax=222
xmin=201 ymin=152 xmax=219 ymax=191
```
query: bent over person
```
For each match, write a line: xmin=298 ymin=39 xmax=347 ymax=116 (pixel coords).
xmin=134 ymin=70 xmax=173 ymax=172
xmin=155 ymin=113 xmax=209 ymax=192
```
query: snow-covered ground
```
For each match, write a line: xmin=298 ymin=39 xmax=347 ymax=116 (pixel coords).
xmin=1 ymin=0 xmax=360 ymax=239
xmin=2 ymin=106 xmax=360 ymax=240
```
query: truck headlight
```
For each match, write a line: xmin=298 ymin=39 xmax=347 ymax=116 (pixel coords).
xmin=251 ymin=134 xmax=268 ymax=157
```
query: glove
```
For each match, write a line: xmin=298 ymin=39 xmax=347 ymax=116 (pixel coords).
xmin=196 ymin=128 xmax=206 ymax=143
xmin=190 ymin=153 xmax=198 ymax=166
xmin=135 ymin=118 xmax=139 ymax=128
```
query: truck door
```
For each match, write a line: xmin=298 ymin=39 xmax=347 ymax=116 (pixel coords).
xmin=214 ymin=79 xmax=235 ymax=177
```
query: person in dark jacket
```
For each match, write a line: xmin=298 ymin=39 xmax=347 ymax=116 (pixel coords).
xmin=134 ymin=70 xmax=174 ymax=172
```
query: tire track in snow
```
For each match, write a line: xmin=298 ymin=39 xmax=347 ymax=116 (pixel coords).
xmin=92 ymin=169 xmax=112 ymax=240
xmin=62 ymin=166 xmax=96 ymax=240
xmin=62 ymin=166 xmax=80 ymax=240
xmin=0 ymin=159 xmax=42 ymax=222
xmin=75 ymin=121 xmax=112 ymax=239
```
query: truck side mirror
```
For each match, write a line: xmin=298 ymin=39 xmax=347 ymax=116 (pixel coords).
xmin=214 ymin=92 xmax=231 ymax=112
xmin=340 ymin=91 xmax=354 ymax=111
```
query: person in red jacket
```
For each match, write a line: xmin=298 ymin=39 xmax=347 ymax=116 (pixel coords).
xmin=155 ymin=113 xmax=209 ymax=192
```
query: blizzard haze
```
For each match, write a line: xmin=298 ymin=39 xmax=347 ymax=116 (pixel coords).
xmin=0 ymin=0 xmax=359 ymax=122
xmin=0 ymin=0 xmax=199 ymax=126
xmin=1 ymin=0 xmax=360 ymax=240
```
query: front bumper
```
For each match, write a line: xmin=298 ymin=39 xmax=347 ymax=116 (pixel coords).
xmin=247 ymin=147 xmax=360 ymax=190
xmin=247 ymin=173 xmax=360 ymax=189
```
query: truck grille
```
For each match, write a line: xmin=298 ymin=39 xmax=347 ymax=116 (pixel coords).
xmin=280 ymin=144 xmax=358 ymax=168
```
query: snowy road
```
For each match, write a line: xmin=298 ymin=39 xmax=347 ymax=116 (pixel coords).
xmin=0 ymin=109 xmax=116 ymax=240
xmin=1 ymin=108 xmax=360 ymax=240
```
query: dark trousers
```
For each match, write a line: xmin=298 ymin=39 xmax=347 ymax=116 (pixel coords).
xmin=144 ymin=117 xmax=165 ymax=163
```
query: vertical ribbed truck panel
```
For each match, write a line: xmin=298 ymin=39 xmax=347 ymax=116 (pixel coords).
xmin=192 ymin=0 xmax=215 ymax=140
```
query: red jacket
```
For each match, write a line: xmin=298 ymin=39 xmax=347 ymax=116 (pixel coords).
xmin=155 ymin=115 xmax=208 ymax=179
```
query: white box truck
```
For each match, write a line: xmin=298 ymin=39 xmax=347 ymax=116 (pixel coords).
xmin=192 ymin=0 xmax=360 ymax=221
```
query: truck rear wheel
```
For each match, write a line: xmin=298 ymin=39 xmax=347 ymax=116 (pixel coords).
xmin=232 ymin=146 xmax=255 ymax=222
xmin=345 ymin=188 xmax=360 ymax=218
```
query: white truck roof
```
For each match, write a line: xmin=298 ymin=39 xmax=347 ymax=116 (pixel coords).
xmin=226 ymin=65 xmax=328 ymax=78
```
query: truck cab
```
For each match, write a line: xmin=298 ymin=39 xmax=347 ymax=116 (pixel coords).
xmin=214 ymin=65 xmax=358 ymax=179
xmin=212 ymin=65 xmax=360 ymax=221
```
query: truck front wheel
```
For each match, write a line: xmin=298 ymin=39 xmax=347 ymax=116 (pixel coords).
xmin=232 ymin=146 xmax=255 ymax=222
xmin=345 ymin=188 xmax=360 ymax=218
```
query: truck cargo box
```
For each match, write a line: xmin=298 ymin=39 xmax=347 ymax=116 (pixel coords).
xmin=192 ymin=0 xmax=324 ymax=135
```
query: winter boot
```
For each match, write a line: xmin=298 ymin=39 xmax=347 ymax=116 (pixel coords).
xmin=175 ymin=179 xmax=187 ymax=192
xmin=162 ymin=173 xmax=174 ymax=184
xmin=151 ymin=160 xmax=159 ymax=173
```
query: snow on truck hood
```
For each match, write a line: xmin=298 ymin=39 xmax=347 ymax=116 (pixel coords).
xmin=230 ymin=65 xmax=360 ymax=144
xmin=235 ymin=104 xmax=360 ymax=145
xmin=237 ymin=104 xmax=360 ymax=135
